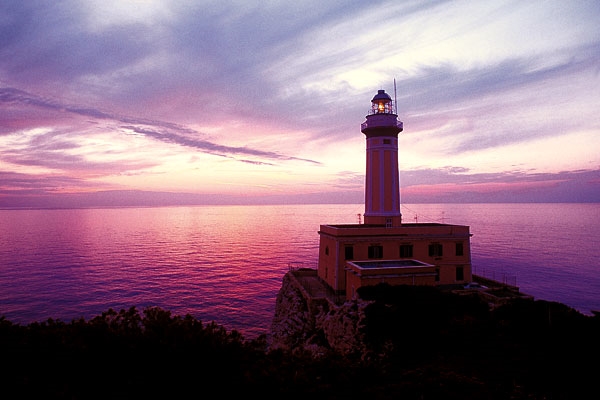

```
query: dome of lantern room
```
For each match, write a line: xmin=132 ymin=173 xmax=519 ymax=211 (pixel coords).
xmin=371 ymin=89 xmax=392 ymax=102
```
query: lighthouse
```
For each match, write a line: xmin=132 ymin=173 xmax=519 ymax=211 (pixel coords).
xmin=317 ymin=88 xmax=472 ymax=298
xmin=361 ymin=89 xmax=403 ymax=226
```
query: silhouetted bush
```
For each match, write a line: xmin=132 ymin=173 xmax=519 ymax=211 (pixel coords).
xmin=357 ymin=284 xmax=600 ymax=399
xmin=1 ymin=287 xmax=599 ymax=399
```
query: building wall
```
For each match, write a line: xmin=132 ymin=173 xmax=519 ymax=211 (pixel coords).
xmin=317 ymin=235 xmax=343 ymax=292
xmin=317 ymin=224 xmax=472 ymax=296
xmin=345 ymin=266 xmax=436 ymax=300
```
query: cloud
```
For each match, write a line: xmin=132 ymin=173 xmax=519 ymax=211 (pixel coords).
xmin=0 ymin=170 xmax=110 ymax=194
xmin=400 ymin=167 xmax=600 ymax=203
xmin=0 ymin=87 xmax=320 ymax=165
xmin=1 ymin=1 xmax=599 ymax=206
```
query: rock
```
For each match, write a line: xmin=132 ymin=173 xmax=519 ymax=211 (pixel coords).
xmin=269 ymin=271 xmax=372 ymax=358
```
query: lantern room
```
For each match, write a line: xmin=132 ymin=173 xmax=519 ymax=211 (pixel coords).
xmin=370 ymin=89 xmax=395 ymax=115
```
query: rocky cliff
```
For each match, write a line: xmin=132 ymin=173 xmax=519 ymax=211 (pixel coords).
xmin=269 ymin=270 xmax=372 ymax=357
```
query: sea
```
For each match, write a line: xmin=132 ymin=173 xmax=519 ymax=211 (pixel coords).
xmin=0 ymin=203 xmax=598 ymax=339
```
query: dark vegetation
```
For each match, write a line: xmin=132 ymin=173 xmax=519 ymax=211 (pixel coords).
xmin=1 ymin=285 xmax=598 ymax=399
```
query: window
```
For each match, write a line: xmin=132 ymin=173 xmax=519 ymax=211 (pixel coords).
xmin=325 ymin=246 xmax=329 ymax=256
xmin=344 ymin=245 xmax=354 ymax=260
xmin=385 ymin=218 xmax=392 ymax=227
xmin=456 ymin=266 xmax=464 ymax=281
xmin=435 ymin=267 xmax=440 ymax=282
xmin=368 ymin=245 xmax=383 ymax=259
xmin=428 ymin=243 xmax=443 ymax=257
xmin=383 ymin=139 xmax=391 ymax=144
xmin=399 ymin=244 xmax=413 ymax=258
xmin=456 ymin=242 xmax=464 ymax=256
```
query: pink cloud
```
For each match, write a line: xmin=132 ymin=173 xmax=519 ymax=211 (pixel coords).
xmin=406 ymin=179 xmax=565 ymax=195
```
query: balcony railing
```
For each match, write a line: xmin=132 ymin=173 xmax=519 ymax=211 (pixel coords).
xmin=361 ymin=120 xmax=403 ymax=131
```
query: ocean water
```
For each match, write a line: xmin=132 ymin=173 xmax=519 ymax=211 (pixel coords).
xmin=0 ymin=203 xmax=598 ymax=339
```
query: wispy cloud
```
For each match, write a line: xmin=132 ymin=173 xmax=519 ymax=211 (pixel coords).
xmin=0 ymin=87 xmax=320 ymax=164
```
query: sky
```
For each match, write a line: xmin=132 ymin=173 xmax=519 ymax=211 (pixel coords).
xmin=1 ymin=0 xmax=599 ymax=208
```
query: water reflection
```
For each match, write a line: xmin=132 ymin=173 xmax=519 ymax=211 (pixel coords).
xmin=0 ymin=203 xmax=598 ymax=338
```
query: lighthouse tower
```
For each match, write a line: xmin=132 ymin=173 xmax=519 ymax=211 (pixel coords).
xmin=361 ymin=89 xmax=404 ymax=226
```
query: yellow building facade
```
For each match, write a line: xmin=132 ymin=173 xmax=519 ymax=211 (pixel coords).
xmin=317 ymin=222 xmax=472 ymax=300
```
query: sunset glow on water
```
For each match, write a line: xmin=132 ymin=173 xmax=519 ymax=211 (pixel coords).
xmin=1 ymin=203 xmax=598 ymax=339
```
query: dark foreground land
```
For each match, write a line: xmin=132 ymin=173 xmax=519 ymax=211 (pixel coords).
xmin=1 ymin=284 xmax=599 ymax=399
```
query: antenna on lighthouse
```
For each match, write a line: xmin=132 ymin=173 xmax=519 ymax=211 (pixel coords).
xmin=393 ymin=78 xmax=397 ymax=115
